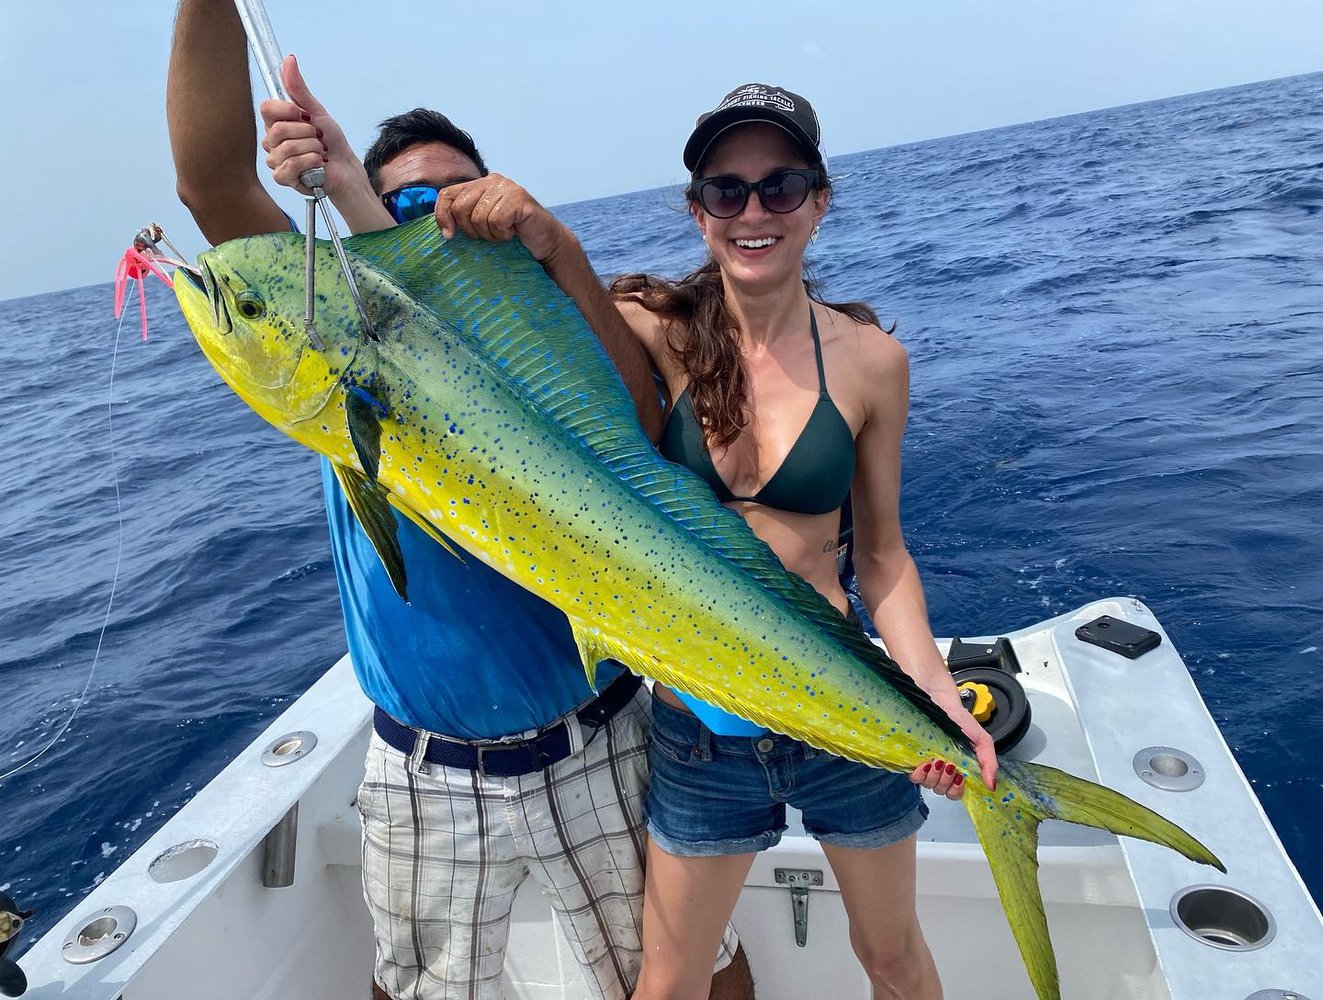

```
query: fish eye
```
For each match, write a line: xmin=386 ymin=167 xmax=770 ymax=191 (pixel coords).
xmin=234 ymin=291 xmax=265 ymax=320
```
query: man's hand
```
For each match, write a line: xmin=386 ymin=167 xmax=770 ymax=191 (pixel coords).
xmin=433 ymin=174 xmax=567 ymax=263
xmin=260 ymin=54 xmax=368 ymax=199
xmin=435 ymin=173 xmax=662 ymax=439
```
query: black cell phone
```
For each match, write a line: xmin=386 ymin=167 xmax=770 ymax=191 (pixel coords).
xmin=1074 ymin=615 xmax=1162 ymax=659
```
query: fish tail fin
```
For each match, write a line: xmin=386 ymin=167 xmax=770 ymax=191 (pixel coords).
xmin=964 ymin=774 xmax=1057 ymax=999
xmin=965 ymin=760 xmax=1224 ymax=1000
xmin=1008 ymin=761 xmax=1224 ymax=868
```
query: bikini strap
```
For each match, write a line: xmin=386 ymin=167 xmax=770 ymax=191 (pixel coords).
xmin=808 ymin=306 xmax=829 ymax=396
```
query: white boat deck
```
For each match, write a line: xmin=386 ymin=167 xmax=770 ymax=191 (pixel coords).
xmin=14 ymin=599 xmax=1323 ymax=999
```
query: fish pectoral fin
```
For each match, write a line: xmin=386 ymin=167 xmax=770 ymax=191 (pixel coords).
xmin=332 ymin=464 xmax=408 ymax=602
xmin=345 ymin=386 xmax=384 ymax=482
xmin=386 ymin=496 xmax=465 ymax=564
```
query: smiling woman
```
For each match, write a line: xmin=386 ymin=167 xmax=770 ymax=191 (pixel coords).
xmin=610 ymin=84 xmax=1000 ymax=1000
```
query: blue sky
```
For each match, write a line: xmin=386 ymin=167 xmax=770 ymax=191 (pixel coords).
xmin=1 ymin=0 xmax=1320 ymax=300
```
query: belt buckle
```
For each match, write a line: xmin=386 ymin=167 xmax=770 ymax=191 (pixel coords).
xmin=474 ymin=712 xmax=587 ymax=778
xmin=471 ymin=731 xmax=536 ymax=779
xmin=475 ymin=744 xmax=490 ymax=780
xmin=470 ymin=736 xmax=515 ymax=779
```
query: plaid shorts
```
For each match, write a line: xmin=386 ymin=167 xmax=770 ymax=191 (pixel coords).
xmin=357 ymin=688 xmax=736 ymax=999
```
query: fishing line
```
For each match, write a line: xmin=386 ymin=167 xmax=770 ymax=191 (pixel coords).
xmin=0 ymin=286 xmax=133 ymax=785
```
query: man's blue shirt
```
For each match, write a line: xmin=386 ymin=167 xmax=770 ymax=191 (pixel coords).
xmin=284 ymin=213 xmax=616 ymax=738
xmin=321 ymin=460 xmax=618 ymax=740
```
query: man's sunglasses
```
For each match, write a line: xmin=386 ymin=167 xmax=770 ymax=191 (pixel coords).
xmin=692 ymin=168 xmax=821 ymax=219
xmin=381 ymin=184 xmax=442 ymax=224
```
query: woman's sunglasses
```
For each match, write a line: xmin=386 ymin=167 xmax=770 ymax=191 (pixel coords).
xmin=380 ymin=184 xmax=441 ymax=224
xmin=692 ymin=168 xmax=821 ymax=219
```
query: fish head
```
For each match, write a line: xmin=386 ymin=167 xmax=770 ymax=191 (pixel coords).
xmin=175 ymin=232 xmax=369 ymax=428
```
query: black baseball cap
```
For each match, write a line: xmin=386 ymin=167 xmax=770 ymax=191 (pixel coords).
xmin=683 ymin=83 xmax=823 ymax=174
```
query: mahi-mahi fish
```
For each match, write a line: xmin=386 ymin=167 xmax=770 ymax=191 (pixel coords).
xmin=174 ymin=219 xmax=1222 ymax=999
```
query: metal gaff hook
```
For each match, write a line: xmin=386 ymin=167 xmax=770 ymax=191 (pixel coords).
xmin=233 ymin=0 xmax=377 ymax=347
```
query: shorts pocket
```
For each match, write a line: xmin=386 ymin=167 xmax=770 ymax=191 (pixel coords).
xmin=648 ymin=723 xmax=698 ymax=765
xmin=355 ymin=736 xmax=387 ymax=822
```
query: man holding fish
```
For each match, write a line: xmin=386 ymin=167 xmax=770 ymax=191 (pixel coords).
xmin=166 ymin=2 xmax=755 ymax=997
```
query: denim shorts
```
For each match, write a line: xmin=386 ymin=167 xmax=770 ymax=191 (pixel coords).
xmin=645 ymin=694 xmax=929 ymax=857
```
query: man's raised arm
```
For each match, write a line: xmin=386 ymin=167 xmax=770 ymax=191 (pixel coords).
xmin=168 ymin=0 xmax=291 ymax=243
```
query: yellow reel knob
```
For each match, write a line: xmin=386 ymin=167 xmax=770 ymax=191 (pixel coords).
xmin=958 ymin=681 xmax=995 ymax=722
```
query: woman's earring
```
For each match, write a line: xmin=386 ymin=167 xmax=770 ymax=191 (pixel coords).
xmin=810 ymin=225 xmax=820 ymax=245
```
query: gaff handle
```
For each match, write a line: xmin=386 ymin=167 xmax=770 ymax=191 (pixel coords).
xmin=232 ymin=0 xmax=323 ymax=189
xmin=233 ymin=0 xmax=288 ymax=102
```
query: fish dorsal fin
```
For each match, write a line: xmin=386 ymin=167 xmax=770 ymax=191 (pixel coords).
xmin=343 ymin=224 xmax=964 ymax=743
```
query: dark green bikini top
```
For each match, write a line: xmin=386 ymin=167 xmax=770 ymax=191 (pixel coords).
xmin=659 ymin=309 xmax=855 ymax=516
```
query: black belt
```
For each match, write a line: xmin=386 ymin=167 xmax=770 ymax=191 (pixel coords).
xmin=373 ymin=671 xmax=642 ymax=777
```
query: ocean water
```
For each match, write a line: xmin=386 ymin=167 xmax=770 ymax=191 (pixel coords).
xmin=2 ymin=72 xmax=1320 ymax=950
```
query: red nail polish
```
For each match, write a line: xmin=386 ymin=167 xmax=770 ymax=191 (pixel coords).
xmin=316 ymin=128 xmax=324 ymax=140
xmin=922 ymin=763 xmax=931 ymax=773
xmin=300 ymin=111 xmax=311 ymax=123
xmin=955 ymin=774 xmax=964 ymax=785
xmin=322 ymin=155 xmax=329 ymax=163
xmin=322 ymin=144 xmax=329 ymax=153
xmin=945 ymin=763 xmax=956 ymax=775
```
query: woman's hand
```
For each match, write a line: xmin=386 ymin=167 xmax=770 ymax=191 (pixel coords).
xmin=259 ymin=56 xmax=348 ymax=194
xmin=259 ymin=55 xmax=367 ymax=197
xmin=910 ymin=756 xmax=966 ymax=799
xmin=257 ymin=55 xmax=391 ymax=233
xmin=909 ymin=693 xmax=999 ymax=799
